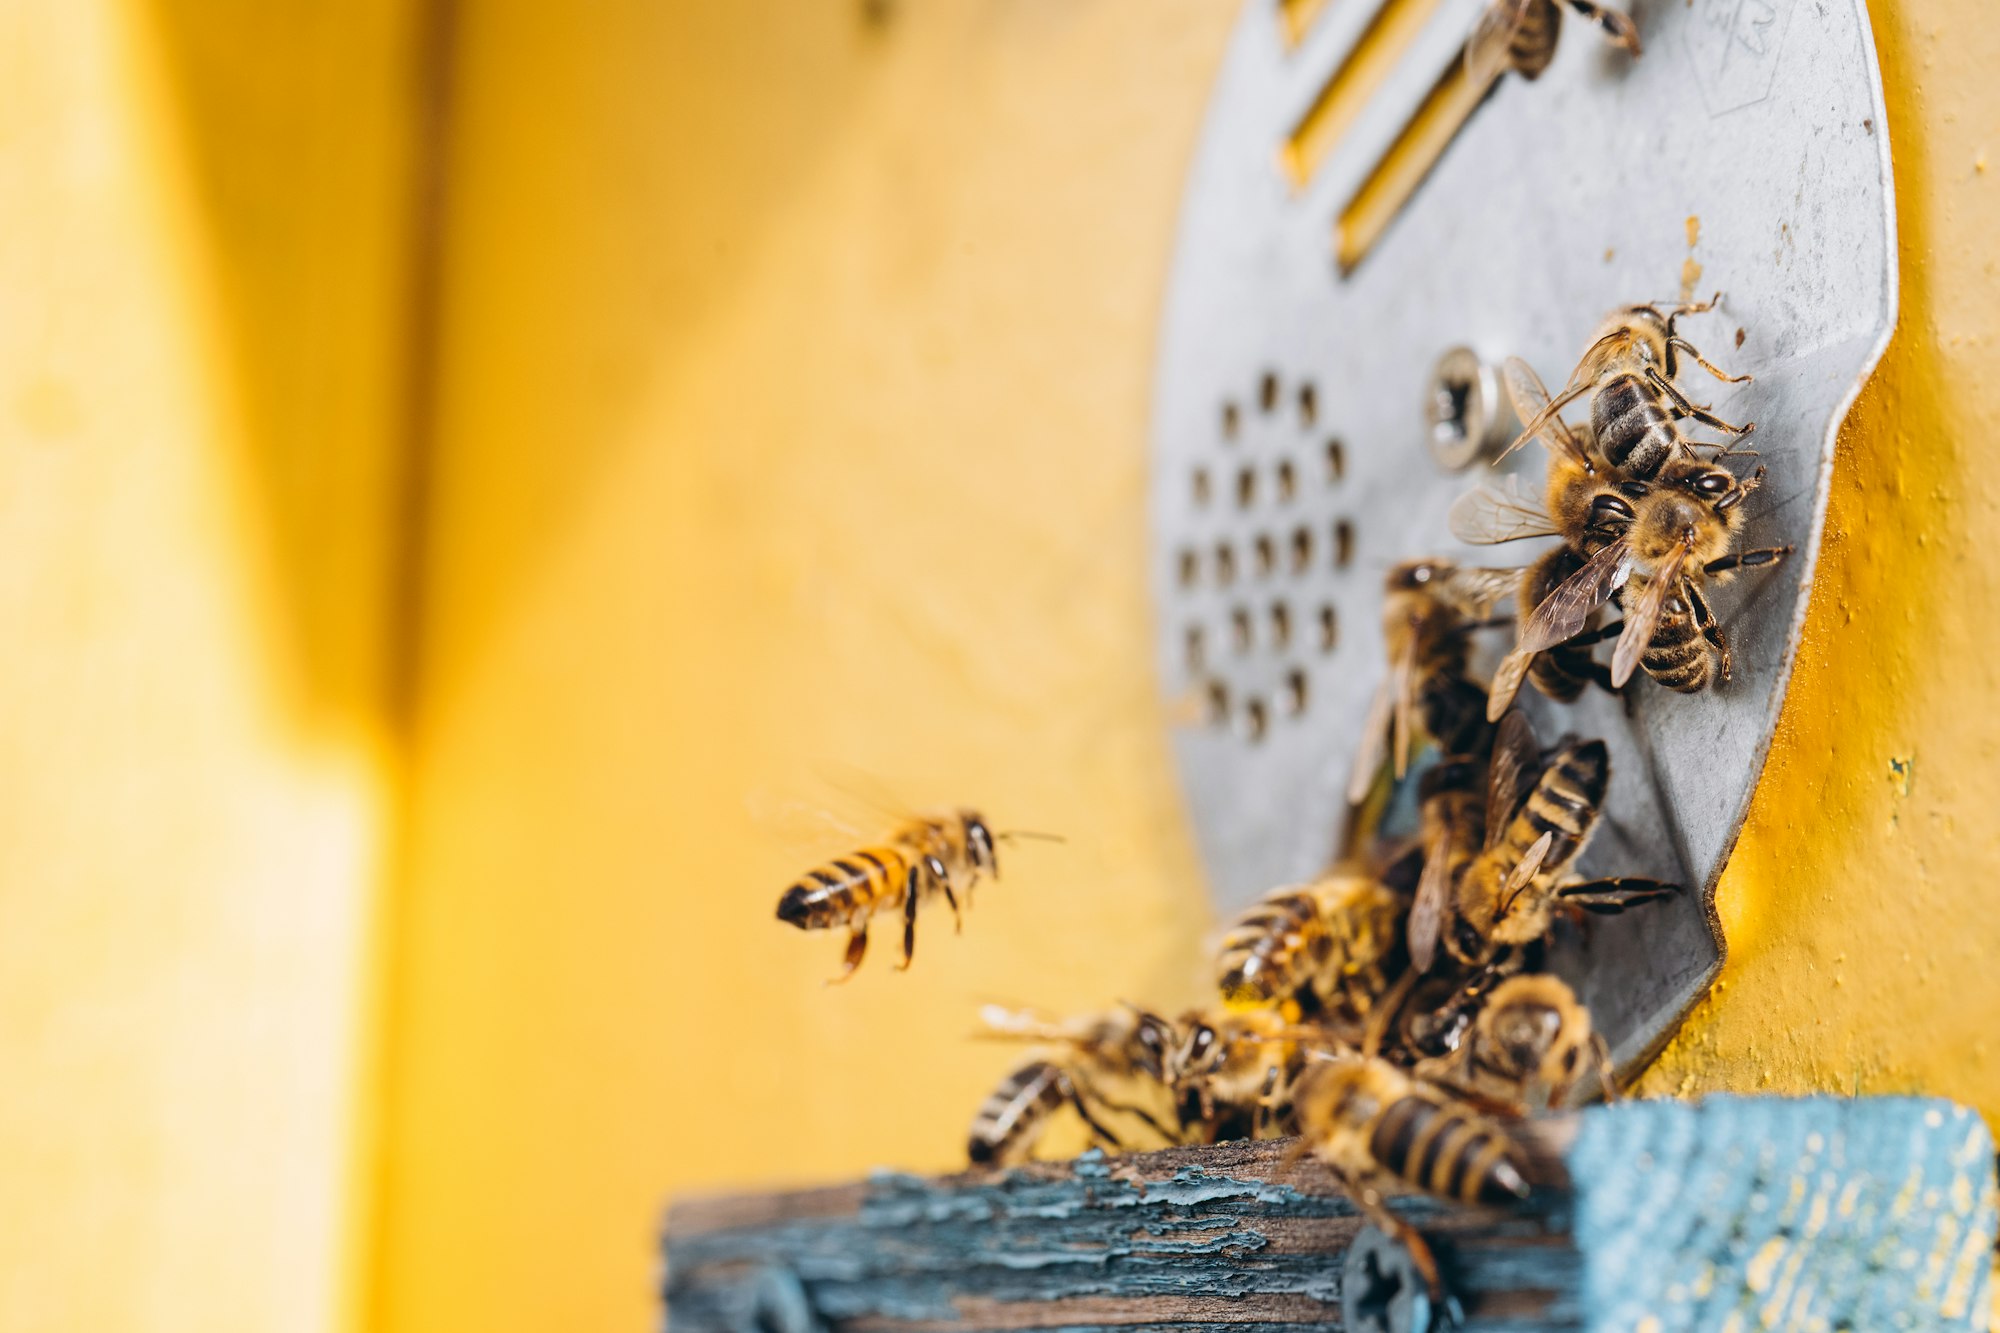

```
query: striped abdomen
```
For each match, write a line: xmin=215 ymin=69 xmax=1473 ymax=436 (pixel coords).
xmin=967 ymin=1060 xmax=1067 ymax=1166
xmin=1590 ymin=374 xmax=1682 ymax=479
xmin=1636 ymin=587 xmax=1714 ymax=692
xmin=1504 ymin=739 xmax=1609 ymax=873
xmin=1370 ymin=1093 xmax=1533 ymax=1205
xmin=1217 ymin=891 xmax=1329 ymax=1008
xmin=775 ymin=844 xmax=912 ymax=931
xmin=1507 ymin=0 xmax=1563 ymax=79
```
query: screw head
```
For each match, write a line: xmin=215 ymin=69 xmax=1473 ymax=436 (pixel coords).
xmin=1423 ymin=347 xmax=1510 ymax=472
xmin=1343 ymin=1226 xmax=1436 ymax=1333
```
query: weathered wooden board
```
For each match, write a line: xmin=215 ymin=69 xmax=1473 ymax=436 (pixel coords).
xmin=665 ymin=1097 xmax=1996 ymax=1333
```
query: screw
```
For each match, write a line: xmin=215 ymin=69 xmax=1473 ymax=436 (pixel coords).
xmin=1423 ymin=346 xmax=1512 ymax=472
xmin=1343 ymin=1227 xmax=1441 ymax=1333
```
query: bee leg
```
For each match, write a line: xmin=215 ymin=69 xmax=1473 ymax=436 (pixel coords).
xmin=1701 ymin=545 xmax=1793 ymax=578
xmin=940 ymin=881 xmax=962 ymax=934
xmin=1063 ymin=1074 xmax=1129 ymax=1155
xmin=1325 ymin=1165 xmax=1450 ymax=1306
xmin=1252 ymin=1066 xmax=1283 ymax=1140
xmin=1684 ymin=581 xmax=1731 ymax=681
xmin=1562 ymin=0 xmax=1640 ymax=53
xmin=1651 ymin=368 xmax=1754 ymax=435
xmin=1591 ymin=1032 xmax=1623 ymax=1103
xmin=828 ymin=927 xmax=869 ymax=985
xmin=894 ymin=866 xmax=920 ymax=971
xmin=1556 ymin=877 xmax=1681 ymax=913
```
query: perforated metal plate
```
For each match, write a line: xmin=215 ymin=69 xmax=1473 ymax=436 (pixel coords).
xmin=1151 ymin=0 xmax=1894 ymax=1071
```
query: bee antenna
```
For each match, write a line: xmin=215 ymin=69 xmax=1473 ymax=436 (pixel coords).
xmin=1000 ymin=829 xmax=1066 ymax=844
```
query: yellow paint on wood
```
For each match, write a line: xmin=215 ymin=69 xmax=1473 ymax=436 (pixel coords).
xmin=0 ymin=1 xmax=420 ymax=1331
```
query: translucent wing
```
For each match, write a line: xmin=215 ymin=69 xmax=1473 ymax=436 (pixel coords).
xmin=1408 ymin=820 xmax=1453 ymax=975
xmin=1497 ymin=356 xmax=1594 ymax=469
xmin=1439 ymin=565 xmax=1525 ymax=617
xmin=1484 ymin=709 xmax=1539 ymax=850
xmin=1517 ymin=537 xmax=1633 ymax=656
xmin=973 ymin=1004 xmax=1083 ymax=1045
xmin=1498 ymin=830 xmax=1555 ymax=914
xmin=1449 ymin=476 xmax=1559 ymax=545
xmin=1486 ymin=647 xmax=1533 ymax=721
xmin=1464 ymin=0 xmax=1534 ymax=85
xmin=744 ymin=789 xmax=873 ymax=856
xmin=1610 ymin=543 xmax=1690 ymax=687
xmin=1346 ymin=673 xmax=1395 ymax=806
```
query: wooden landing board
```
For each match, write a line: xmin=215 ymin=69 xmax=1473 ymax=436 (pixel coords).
xmin=665 ymin=1096 xmax=1997 ymax=1333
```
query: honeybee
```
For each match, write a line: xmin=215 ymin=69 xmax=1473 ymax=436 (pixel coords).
xmin=1290 ymin=1053 xmax=1539 ymax=1297
xmin=1413 ymin=974 xmax=1615 ymax=1113
xmin=1405 ymin=754 xmax=1487 ymax=975
xmin=1513 ymin=458 xmax=1792 ymax=696
xmin=1466 ymin=0 xmax=1640 ymax=85
xmin=1455 ymin=360 xmax=1787 ymax=710
xmin=1452 ymin=360 xmax=1627 ymax=717
xmin=1214 ymin=872 xmax=1405 ymax=1021
xmin=1171 ymin=1009 xmax=1344 ymax=1143
xmin=1500 ymin=297 xmax=1756 ymax=480
xmin=1440 ymin=714 xmax=1679 ymax=966
xmin=1346 ymin=560 xmax=1516 ymax=805
xmin=776 ymin=810 xmax=1053 ymax=980
xmin=967 ymin=1004 xmax=1179 ymax=1166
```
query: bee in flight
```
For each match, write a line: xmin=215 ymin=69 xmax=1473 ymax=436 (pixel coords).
xmin=1346 ymin=559 xmax=1516 ymax=805
xmin=775 ymin=810 xmax=1056 ymax=981
xmin=967 ymin=1004 xmax=1178 ymax=1166
xmin=1413 ymin=973 xmax=1616 ymax=1114
xmin=1213 ymin=871 xmax=1404 ymax=1024
xmin=1465 ymin=0 xmax=1640 ymax=86
xmin=1497 ymin=296 xmax=1755 ymax=480
xmin=1289 ymin=1052 xmax=1542 ymax=1299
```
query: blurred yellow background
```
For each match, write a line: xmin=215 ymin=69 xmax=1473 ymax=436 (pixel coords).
xmin=1 ymin=1 xmax=1995 ymax=1331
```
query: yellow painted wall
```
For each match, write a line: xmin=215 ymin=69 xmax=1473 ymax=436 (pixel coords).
xmin=0 ymin=1 xmax=418 ymax=1330
xmin=375 ymin=1 xmax=2000 ymax=1329
xmin=7 ymin=1 xmax=2000 ymax=1331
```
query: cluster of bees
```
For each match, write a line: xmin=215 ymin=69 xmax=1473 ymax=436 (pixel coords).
xmin=774 ymin=294 xmax=1782 ymax=1294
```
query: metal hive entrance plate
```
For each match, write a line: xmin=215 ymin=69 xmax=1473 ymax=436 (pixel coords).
xmin=1150 ymin=0 xmax=1894 ymax=1070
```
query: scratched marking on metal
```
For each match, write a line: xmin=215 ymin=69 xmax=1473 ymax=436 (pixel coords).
xmin=1150 ymin=0 xmax=1894 ymax=1071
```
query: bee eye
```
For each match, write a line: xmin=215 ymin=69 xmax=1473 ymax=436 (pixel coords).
xmin=1618 ymin=481 xmax=1649 ymax=499
xmin=1590 ymin=494 xmax=1635 ymax=521
xmin=1694 ymin=473 xmax=1732 ymax=495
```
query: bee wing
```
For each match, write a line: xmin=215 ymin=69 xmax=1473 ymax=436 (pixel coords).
xmin=1390 ymin=634 xmax=1419 ymax=779
xmin=1448 ymin=477 xmax=1560 ymax=545
xmin=1440 ymin=565 xmax=1525 ymax=616
xmin=1485 ymin=647 xmax=1533 ymax=722
xmin=1498 ymin=830 xmax=1556 ymax=912
xmin=1484 ymin=708 xmax=1539 ymax=850
xmin=1516 ymin=537 xmax=1633 ymax=656
xmin=1497 ymin=356 xmax=1595 ymax=468
xmin=744 ymin=789 xmax=873 ymax=856
xmin=1345 ymin=675 xmax=1396 ymax=806
xmin=1610 ymin=543 xmax=1690 ymax=687
xmin=1464 ymin=0 xmax=1534 ymax=84
xmin=973 ymin=1003 xmax=1083 ymax=1044
xmin=1408 ymin=820 xmax=1454 ymax=974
